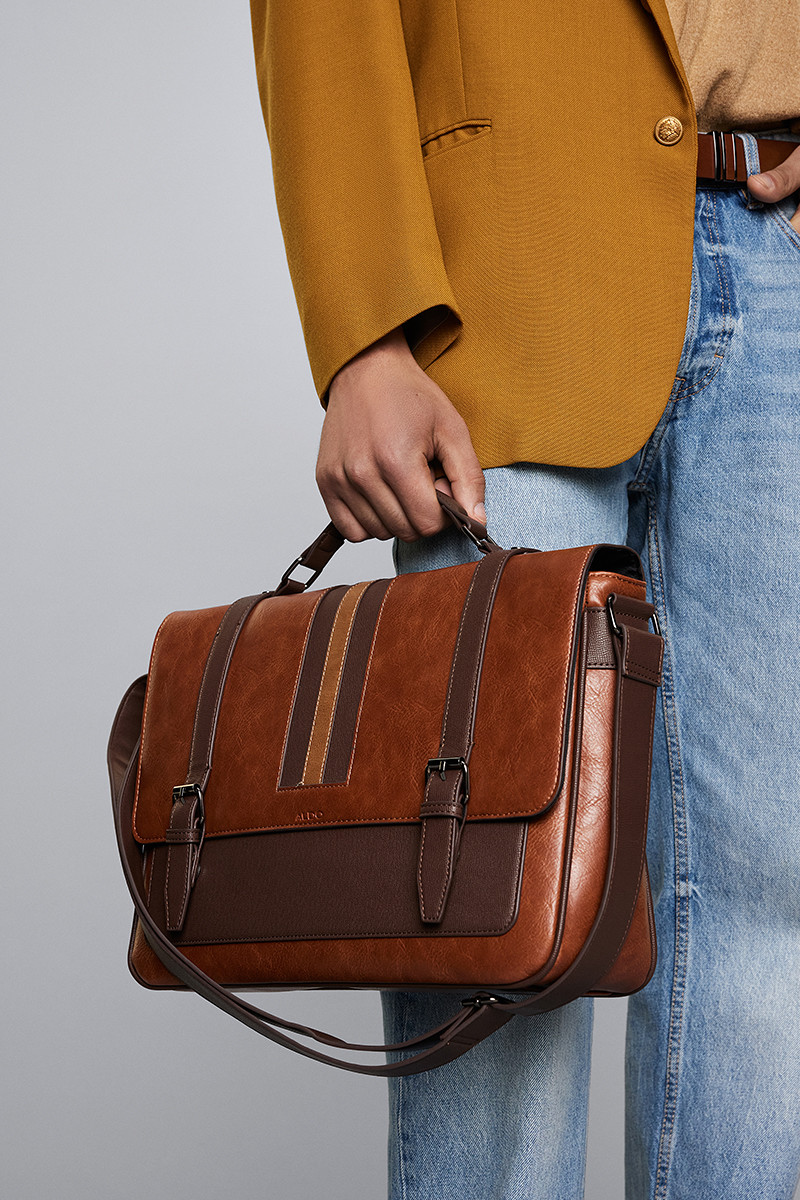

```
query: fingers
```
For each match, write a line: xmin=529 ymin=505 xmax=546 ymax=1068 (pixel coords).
xmin=316 ymin=463 xmax=411 ymax=542
xmin=319 ymin=418 xmax=486 ymax=545
xmin=316 ymin=333 xmax=486 ymax=544
xmin=319 ymin=454 xmax=457 ymax=544
xmin=747 ymin=143 xmax=800 ymax=202
xmin=431 ymin=413 xmax=487 ymax=527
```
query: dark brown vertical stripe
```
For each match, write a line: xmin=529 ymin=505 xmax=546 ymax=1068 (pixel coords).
xmin=322 ymin=576 xmax=394 ymax=784
xmin=278 ymin=585 xmax=349 ymax=788
xmin=301 ymin=581 xmax=373 ymax=784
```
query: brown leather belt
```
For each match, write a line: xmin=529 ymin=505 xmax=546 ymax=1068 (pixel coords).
xmin=697 ymin=131 xmax=798 ymax=187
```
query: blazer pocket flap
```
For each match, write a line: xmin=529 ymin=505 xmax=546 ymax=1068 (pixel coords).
xmin=421 ymin=119 xmax=492 ymax=160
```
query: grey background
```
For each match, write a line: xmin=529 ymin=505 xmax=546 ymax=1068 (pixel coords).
xmin=3 ymin=3 xmax=627 ymax=1196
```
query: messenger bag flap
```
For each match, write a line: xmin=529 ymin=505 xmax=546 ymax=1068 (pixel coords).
xmin=132 ymin=544 xmax=599 ymax=844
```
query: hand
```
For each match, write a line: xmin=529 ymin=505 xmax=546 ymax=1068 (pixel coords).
xmin=316 ymin=325 xmax=486 ymax=543
xmin=747 ymin=142 xmax=800 ymax=233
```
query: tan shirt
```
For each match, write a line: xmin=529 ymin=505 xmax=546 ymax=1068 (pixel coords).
xmin=664 ymin=0 xmax=800 ymax=132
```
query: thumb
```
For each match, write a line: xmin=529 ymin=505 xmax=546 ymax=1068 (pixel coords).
xmin=434 ymin=422 xmax=486 ymax=526
xmin=748 ymin=170 xmax=780 ymax=196
xmin=748 ymin=146 xmax=800 ymax=200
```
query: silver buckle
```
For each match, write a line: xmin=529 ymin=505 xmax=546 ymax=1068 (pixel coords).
xmin=606 ymin=593 xmax=662 ymax=639
xmin=425 ymin=756 xmax=470 ymax=805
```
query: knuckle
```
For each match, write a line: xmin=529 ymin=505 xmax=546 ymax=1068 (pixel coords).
xmin=345 ymin=458 xmax=376 ymax=487
xmin=376 ymin=449 xmax=406 ymax=480
xmin=315 ymin=462 xmax=342 ymax=491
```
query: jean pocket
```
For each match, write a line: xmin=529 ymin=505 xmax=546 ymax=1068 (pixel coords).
xmin=420 ymin=118 xmax=492 ymax=161
xmin=768 ymin=191 xmax=800 ymax=253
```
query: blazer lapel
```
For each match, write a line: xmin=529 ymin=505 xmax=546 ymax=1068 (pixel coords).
xmin=641 ymin=0 xmax=694 ymax=118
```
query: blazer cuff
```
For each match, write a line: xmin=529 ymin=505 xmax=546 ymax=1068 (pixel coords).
xmin=317 ymin=300 xmax=462 ymax=410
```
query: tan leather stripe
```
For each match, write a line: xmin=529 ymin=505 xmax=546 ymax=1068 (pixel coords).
xmin=323 ymin=577 xmax=393 ymax=784
xmin=278 ymin=586 xmax=349 ymax=788
xmin=301 ymin=580 xmax=372 ymax=784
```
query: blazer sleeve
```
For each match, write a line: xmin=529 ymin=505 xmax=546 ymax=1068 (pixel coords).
xmin=249 ymin=0 xmax=463 ymax=408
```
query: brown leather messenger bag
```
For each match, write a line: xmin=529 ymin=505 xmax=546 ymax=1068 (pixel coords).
xmin=108 ymin=492 xmax=664 ymax=1076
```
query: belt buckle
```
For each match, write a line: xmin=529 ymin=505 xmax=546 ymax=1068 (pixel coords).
xmin=703 ymin=130 xmax=742 ymax=189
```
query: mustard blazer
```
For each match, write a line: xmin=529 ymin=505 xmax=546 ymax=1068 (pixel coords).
xmin=249 ymin=0 xmax=699 ymax=469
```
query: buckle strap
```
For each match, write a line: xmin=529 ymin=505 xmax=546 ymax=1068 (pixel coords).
xmin=417 ymin=548 xmax=523 ymax=924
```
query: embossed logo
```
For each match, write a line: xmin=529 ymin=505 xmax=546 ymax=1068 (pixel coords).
xmin=296 ymin=810 xmax=324 ymax=822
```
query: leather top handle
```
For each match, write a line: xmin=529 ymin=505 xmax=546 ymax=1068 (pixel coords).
xmin=272 ymin=491 xmax=505 ymax=598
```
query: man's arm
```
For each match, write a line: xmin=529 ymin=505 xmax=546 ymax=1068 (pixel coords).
xmin=249 ymin=0 xmax=485 ymax=540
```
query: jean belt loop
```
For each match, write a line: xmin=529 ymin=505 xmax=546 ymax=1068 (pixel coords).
xmin=733 ymin=132 xmax=765 ymax=210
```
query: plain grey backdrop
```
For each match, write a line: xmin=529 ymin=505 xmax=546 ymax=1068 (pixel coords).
xmin=3 ymin=3 xmax=629 ymax=1196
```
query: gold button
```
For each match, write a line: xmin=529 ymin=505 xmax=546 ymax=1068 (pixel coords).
xmin=654 ymin=116 xmax=684 ymax=145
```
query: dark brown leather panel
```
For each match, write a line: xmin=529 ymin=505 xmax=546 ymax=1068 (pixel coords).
xmin=322 ymin=576 xmax=394 ymax=784
xmin=145 ymin=820 xmax=527 ymax=943
xmin=130 ymin=782 xmax=575 ymax=990
xmin=278 ymin=584 xmax=350 ymax=786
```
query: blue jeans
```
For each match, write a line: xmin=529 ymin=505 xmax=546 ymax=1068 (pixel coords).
xmin=381 ymin=130 xmax=800 ymax=1200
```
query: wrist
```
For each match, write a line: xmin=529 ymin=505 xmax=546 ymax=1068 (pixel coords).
xmin=331 ymin=325 xmax=415 ymax=389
